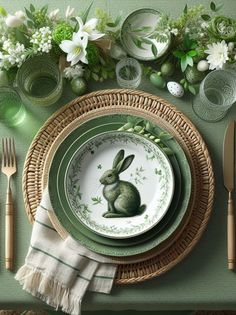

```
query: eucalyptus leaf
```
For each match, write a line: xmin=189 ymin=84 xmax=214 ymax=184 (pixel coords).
xmin=201 ymin=14 xmax=211 ymax=21
xmin=151 ymin=44 xmax=158 ymax=57
xmin=41 ymin=4 xmax=48 ymax=14
xmin=30 ymin=4 xmax=35 ymax=12
xmin=188 ymin=85 xmax=197 ymax=95
xmin=184 ymin=4 xmax=188 ymax=14
xmin=181 ymin=55 xmax=188 ymax=72
xmin=141 ymin=37 xmax=154 ymax=45
xmin=131 ymin=37 xmax=146 ymax=50
xmin=210 ymin=1 xmax=216 ymax=11
xmin=25 ymin=8 xmax=34 ymax=20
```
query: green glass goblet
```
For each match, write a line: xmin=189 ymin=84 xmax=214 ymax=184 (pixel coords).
xmin=16 ymin=55 xmax=63 ymax=106
xmin=192 ymin=70 xmax=236 ymax=122
xmin=0 ymin=86 xmax=26 ymax=126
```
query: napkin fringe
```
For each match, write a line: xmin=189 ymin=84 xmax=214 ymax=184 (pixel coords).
xmin=15 ymin=265 xmax=82 ymax=315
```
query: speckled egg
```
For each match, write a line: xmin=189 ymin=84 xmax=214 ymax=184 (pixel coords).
xmin=197 ymin=60 xmax=209 ymax=72
xmin=167 ymin=81 xmax=184 ymax=98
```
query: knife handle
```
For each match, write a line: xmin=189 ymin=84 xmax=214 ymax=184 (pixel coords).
xmin=227 ymin=191 xmax=235 ymax=270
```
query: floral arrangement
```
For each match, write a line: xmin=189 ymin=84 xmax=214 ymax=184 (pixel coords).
xmin=0 ymin=2 xmax=235 ymax=98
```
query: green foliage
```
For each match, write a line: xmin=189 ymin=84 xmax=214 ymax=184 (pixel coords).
xmin=95 ymin=7 xmax=122 ymax=36
xmin=86 ymin=43 xmax=100 ymax=66
xmin=25 ymin=4 xmax=49 ymax=28
xmin=118 ymin=118 xmax=173 ymax=155
xmin=180 ymin=78 xmax=200 ymax=95
xmin=84 ymin=56 xmax=115 ymax=82
xmin=52 ymin=23 xmax=74 ymax=44
xmin=173 ymin=34 xmax=198 ymax=72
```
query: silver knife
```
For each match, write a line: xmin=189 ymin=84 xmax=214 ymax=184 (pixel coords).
xmin=223 ymin=120 xmax=235 ymax=270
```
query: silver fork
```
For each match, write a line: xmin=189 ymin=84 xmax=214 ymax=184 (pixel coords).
xmin=1 ymin=138 xmax=16 ymax=270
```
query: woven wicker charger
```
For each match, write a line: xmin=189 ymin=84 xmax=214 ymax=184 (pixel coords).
xmin=23 ymin=89 xmax=214 ymax=284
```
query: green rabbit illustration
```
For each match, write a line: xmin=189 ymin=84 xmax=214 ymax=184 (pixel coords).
xmin=99 ymin=149 xmax=146 ymax=218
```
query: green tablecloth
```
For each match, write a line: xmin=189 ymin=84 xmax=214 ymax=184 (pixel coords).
xmin=0 ymin=0 xmax=236 ymax=312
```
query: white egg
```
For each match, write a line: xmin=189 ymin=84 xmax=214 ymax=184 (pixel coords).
xmin=167 ymin=81 xmax=184 ymax=98
xmin=197 ymin=60 xmax=209 ymax=72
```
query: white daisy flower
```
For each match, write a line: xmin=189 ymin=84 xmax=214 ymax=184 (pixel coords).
xmin=205 ymin=40 xmax=229 ymax=70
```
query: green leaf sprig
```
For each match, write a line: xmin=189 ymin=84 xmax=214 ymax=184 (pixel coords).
xmin=173 ymin=34 xmax=198 ymax=72
xmin=118 ymin=117 xmax=174 ymax=155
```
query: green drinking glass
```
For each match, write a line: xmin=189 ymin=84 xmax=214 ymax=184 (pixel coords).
xmin=0 ymin=86 xmax=26 ymax=126
xmin=192 ymin=69 xmax=236 ymax=122
xmin=16 ymin=55 xmax=63 ymax=106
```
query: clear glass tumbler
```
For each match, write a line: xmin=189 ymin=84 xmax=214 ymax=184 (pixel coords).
xmin=192 ymin=70 xmax=236 ymax=122
xmin=0 ymin=86 xmax=26 ymax=126
xmin=116 ymin=58 xmax=142 ymax=89
xmin=16 ymin=55 xmax=63 ymax=106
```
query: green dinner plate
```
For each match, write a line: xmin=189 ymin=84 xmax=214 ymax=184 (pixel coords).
xmin=49 ymin=113 xmax=191 ymax=256
xmin=49 ymin=120 xmax=182 ymax=247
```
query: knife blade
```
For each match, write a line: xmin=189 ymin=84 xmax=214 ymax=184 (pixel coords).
xmin=223 ymin=120 xmax=235 ymax=270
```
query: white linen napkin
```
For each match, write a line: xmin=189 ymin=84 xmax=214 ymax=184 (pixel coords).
xmin=15 ymin=188 xmax=117 ymax=315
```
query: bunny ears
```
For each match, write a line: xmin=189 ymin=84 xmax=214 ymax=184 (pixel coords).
xmin=112 ymin=149 xmax=134 ymax=174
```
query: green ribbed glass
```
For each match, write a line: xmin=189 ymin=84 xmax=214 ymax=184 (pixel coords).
xmin=16 ymin=55 xmax=63 ymax=106
xmin=0 ymin=86 xmax=26 ymax=126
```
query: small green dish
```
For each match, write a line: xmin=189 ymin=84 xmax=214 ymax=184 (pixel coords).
xmin=120 ymin=8 xmax=171 ymax=61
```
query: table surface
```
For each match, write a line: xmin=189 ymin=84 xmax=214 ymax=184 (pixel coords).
xmin=1 ymin=0 xmax=236 ymax=312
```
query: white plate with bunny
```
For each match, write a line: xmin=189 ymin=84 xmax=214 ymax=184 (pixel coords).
xmin=65 ymin=131 xmax=174 ymax=239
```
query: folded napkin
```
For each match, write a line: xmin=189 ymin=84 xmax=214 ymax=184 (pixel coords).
xmin=15 ymin=188 xmax=117 ymax=315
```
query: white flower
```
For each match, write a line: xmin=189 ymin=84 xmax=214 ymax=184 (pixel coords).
xmin=30 ymin=27 xmax=52 ymax=53
xmin=76 ymin=17 xmax=104 ymax=41
xmin=49 ymin=9 xmax=60 ymax=20
xmin=64 ymin=64 xmax=84 ymax=79
xmin=66 ymin=5 xmax=75 ymax=19
xmin=15 ymin=11 xmax=26 ymax=20
xmin=5 ymin=14 xmax=24 ymax=27
xmin=170 ymin=28 xmax=178 ymax=36
xmin=60 ymin=32 xmax=88 ymax=65
xmin=205 ymin=40 xmax=229 ymax=70
xmin=0 ymin=39 xmax=26 ymax=69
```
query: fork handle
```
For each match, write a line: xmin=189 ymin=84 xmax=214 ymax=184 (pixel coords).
xmin=228 ymin=191 xmax=235 ymax=270
xmin=5 ymin=187 xmax=13 ymax=270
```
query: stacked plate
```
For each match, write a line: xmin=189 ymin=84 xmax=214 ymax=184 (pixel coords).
xmin=45 ymin=110 xmax=192 ymax=259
